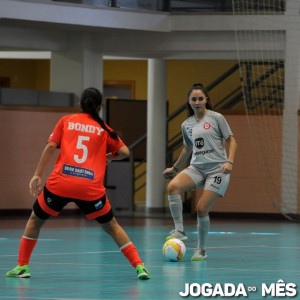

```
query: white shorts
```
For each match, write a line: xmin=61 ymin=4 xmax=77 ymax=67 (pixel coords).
xmin=181 ymin=164 xmax=230 ymax=197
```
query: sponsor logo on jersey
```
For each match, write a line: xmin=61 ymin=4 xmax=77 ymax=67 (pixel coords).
xmin=194 ymin=149 xmax=215 ymax=156
xmin=62 ymin=164 xmax=94 ymax=180
xmin=195 ymin=137 xmax=204 ymax=149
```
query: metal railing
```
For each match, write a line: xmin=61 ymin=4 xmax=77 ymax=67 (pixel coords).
xmin=52 ymin=0 xmax=285 ymax=13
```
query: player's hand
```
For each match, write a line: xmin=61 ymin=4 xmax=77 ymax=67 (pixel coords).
xmin=29 ymin=175 xmax=42 ymax=198
xmin=221 ymin=162 xmax=233 ymax=174
xmin=163 ymin=167 xmax=177 ymax=179
xmin=106 ymin=152 xmax=113 ymax=164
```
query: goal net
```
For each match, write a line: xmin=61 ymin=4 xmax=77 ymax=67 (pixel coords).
xmin=232 ymin=0 xmax=300 ymax=220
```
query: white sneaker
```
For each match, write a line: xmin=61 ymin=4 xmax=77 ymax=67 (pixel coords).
xmin=191 ymin=248 xmax=207 ymax=261
xmin=166 ymin=229 xmax=188 ymax=241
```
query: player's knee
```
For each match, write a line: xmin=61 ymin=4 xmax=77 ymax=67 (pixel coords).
xmin=196 ymin=209 xmax=208 ymax=217
xmin=100 ymin=217 xmax=118 ymax=234
xmin=167 ymin=181 xmax=180 ymax=194
xmin=33 ymin=201 xmax=50 ymax=220
xmin=195 ymin=203 xmax=209 ymax=216
xmin=95 ymin=209 xmax=114 ymax=224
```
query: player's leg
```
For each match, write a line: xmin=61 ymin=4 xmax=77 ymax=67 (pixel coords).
xmin=80 ymin=196 xmax=150 ymax=280
xmin=6 ymin=210 xmax=47 ymax=278
xmin=6 ymin=187 xmax=66 ymax=278
xmin=191 ymin=172 xmax=230 ymax=261
xmin=100 ymin=216 xmax=150 ymax=280
xmin=191 ymin=190 xmax=219 ymax=261
xmin=166 ymin=169 xmax=199 ymax=241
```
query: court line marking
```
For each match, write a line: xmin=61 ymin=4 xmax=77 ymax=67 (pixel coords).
xmin=1 ymin=243 xmax=300 ymax=259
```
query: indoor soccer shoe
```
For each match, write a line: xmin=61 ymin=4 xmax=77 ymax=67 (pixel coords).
xmin=136 ymin=265 xmax=150 ymax=280
xmin=191 ymin=248 xmax=207 ymax=261
xmin=166 ymin=229 xmax=188 ymax=241
xmin=6 ymin=265 xmax=31 ymax=278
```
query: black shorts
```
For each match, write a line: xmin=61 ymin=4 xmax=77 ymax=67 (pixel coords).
xmin=33 ymin=187 xmax=114 ymax=223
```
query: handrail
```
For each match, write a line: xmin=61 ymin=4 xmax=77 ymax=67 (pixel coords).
xmin=213 ymin=86 xmax=242 ymax=109
xmin=167 ymin=63 xmax=240 ymax=122
xmin=128 ymin=132 xmax=146 ymax=150
xmin=206 ymin=63 xmax=240 ymax=91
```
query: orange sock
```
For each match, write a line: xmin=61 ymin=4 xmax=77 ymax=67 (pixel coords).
xmin=120 ymin=242 xmax=143 ymax=268
xmin=18 ymin=236 xmax=37 ymax=266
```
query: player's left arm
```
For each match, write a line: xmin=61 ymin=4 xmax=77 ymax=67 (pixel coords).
xmin=106 ymin=145 xmax=129 ymax=163
xmin=111 ymin=145 xmax=129 ymax=160
xmin=222 ymin=135 xmax=237 ymax=173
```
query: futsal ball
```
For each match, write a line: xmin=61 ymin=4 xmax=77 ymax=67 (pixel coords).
xmin=162 ymin=238 xmax=186 ymax=262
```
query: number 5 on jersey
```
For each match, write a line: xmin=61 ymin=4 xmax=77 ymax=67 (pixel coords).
xmin=74 ymin=136 xmax=90 ymax=163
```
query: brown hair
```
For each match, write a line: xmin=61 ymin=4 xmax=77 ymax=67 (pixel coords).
xmin=186 ymin=83 xmax=213 ymax=116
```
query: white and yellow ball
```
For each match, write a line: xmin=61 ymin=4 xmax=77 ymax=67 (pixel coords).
xmin=162 ymin=238 xmax=186 ymax=262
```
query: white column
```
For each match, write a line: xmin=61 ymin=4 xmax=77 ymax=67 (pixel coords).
xmin=82 ymin=34 xmax=103 ymax=92
xmin=82 ymin=35 xmax=104 ymax=117
xmin=146 ymin=58 xmax=167 ymax=212
xmin=50 ymin=33 xmax=103 ymax=102
xmin=281 ymin=1 xmax=300 ymax=214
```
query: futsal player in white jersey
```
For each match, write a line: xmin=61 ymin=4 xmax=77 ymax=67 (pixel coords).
xmin=163 ymin=83 xmax=237 ymax=261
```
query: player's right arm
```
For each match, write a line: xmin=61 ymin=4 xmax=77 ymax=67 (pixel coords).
xmin=29 ymin=141 xmax=58 ymax=197
xmin=163 ymin=145 xmax=193 ymax=179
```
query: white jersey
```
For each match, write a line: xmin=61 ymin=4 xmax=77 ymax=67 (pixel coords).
xmin=182 ymin=110 xmax=233 ymax=170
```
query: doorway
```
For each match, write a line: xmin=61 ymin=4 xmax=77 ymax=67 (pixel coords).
xmin=103 ymin=80 xmax=135 ymax=99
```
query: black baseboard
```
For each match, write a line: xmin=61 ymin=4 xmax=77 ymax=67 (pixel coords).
xmin=0 ymin=209 xmax=298 ymax=222
xmin=203 ymin=212 xmax=299 ymax=222
xmin=0 ymin=209 xmax=82 ymax=218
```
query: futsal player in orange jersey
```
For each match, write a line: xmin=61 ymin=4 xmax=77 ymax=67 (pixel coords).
xmin=6 ymin=87 xmax=150 ymax=280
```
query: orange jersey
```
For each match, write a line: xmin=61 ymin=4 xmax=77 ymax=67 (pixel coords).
xmin=45 ymin=113 xmax=125 ymax=200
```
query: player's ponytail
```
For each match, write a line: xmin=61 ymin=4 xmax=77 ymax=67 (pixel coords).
xmin=80 ymin=87 xmax=119 ymax=140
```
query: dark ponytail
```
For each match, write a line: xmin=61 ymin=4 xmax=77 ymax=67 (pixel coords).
xmin=80 ymin=87 xmax=119 ymax=140
xmin=186 ymin=83 xmax=213 ymax=116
